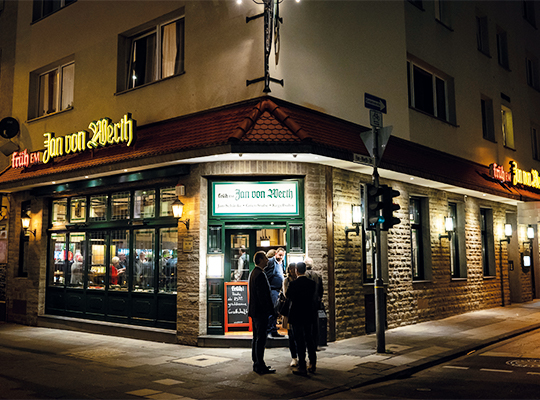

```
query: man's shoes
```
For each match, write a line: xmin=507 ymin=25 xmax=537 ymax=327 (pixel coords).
xmin=308 ymin=364 xmax=316 ymax=374
xmin=293 ymin=368 xmax=308 ymax=376
xmin=290 ymin=358 xmax=298 ymax=367
xmin=254 ymin=366 xmax=276 ymax=375
xmin=270 ymin=332 xmax=284 ymax=338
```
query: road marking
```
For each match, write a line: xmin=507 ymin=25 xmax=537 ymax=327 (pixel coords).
xmin=480 ymin=368 xmax=513 ymax=373
xmin=443 ymin=366 xmax=469 ymax=370
xmin=526 ymin=372 xmax=540 ymax=375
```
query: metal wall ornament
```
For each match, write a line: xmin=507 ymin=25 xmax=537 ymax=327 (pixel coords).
xmin=246 ymin=0 xmax=284 ymax=93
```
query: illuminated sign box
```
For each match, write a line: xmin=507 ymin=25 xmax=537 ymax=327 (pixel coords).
xmin=212 ymin=181 xmax=300 ymax=217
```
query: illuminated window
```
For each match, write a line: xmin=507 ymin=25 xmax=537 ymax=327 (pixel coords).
xmin=501 ymin=105 xmax=514 ymax=149
xmin=122 ymin=16 xmax=185 ymax=90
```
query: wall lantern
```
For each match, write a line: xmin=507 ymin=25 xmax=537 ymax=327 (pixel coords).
xmin=21 ymin=211 xmax=36 ymax=237
xmin=439 ymin=217 xmax=454 ymax=240
xmin=500 ymin=223 xmax=513 ymax=245
xmin=172 ymin=199 xmax=190 ymax=230
xmin=345 ymin=205 xmax=362 ymax=239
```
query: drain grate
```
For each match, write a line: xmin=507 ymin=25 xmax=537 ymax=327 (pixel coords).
xmin=507 ymin=359 xmax=540 ymax=368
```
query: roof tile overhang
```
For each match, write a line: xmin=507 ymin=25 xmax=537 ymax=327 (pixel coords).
xmin=1 ymin=96 xmax=539 ymax=202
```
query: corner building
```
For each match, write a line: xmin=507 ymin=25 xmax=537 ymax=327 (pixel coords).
xmin=0 ymin=0 xmax=540 ymax=345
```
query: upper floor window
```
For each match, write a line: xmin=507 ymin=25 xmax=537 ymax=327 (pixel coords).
xmin=532 ymin=123 xmax=540 ymax=161
xmin=29 ymin=60 xmax=74 ymax=119
xmin=481 ymin=95 xmax=495 ymax=142
xmin=407 ymin=60 xmax=454 ymax=123
xmin=435 ymin=0 xmax=452 ymax=29
xmin=120 ymin=16 xmax=185 ymax=91
xmin=407 ymin=0 xmax=423 ymax=10
xmin=501 ymin=104 xmax=514 ymax=149
xmin=496 ymin=28 xmax=510 ymax=70
xmin=526 ymin=54 xmax=539 ymax=90
xmin=476 ymin=15 xmax=490 ymax=56
xmin=32 ymin=0 xmax=76 ymax=22
xmin=524 ymin=0 xmax=536 ymax=27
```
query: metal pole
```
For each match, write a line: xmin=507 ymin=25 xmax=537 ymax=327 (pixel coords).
xmin=372 ymin=127 xmax=385 ymax=354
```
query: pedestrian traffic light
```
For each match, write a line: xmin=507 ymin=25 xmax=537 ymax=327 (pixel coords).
xmin=381 ymin=185 xmax=400 ymax=231
xmin=363 ymin=183 xmax=384 ymax=231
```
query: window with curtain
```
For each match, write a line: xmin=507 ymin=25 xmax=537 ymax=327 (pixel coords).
xmin=126 ymin=17 xmax=185 ymax=90
xmin=501 ymin=105 xmax=515 ymax=149
xmin=33 ymin=61 xmax=74 ymax=119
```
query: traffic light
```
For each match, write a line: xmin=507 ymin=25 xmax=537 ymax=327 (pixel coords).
xmin=381 ymin=185 xmax=401 ymax=231
xmin=363 ymin=183 xmax=384 ymax=231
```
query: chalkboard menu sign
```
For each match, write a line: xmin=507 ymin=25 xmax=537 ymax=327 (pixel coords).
xmin=224 ymin=282 xmax=251 ymax=332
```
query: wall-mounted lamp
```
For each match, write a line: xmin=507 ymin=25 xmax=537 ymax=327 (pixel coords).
xmin=500 ymin=223 xmax=513 ymax=245
xmin=21 ymin=211 xmax=36 ymax=237
xmin=524 ymin=225 xmax=535 ymax=248
xmin=439 ymin=217 xmax=454 ymax=240
xmin=345 ymin=205 xmax=362 ymax=239
xmin=172 ymin=199 xmax=190 ymax=230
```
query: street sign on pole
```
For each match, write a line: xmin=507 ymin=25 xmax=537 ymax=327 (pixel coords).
xmin=364 ymin=93 xmax=387 ymax=114
xmin=370 ymin=110 xmax=383 ymax=128
xmin=360 ymin=126 xmax=393 ymax=162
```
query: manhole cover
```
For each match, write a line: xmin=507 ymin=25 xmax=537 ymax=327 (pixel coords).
xmin=507 ymin=359 xmax=540 ymax=368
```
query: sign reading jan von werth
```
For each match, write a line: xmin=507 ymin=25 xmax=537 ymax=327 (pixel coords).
xmin=212 ymin=181 xmax=299 ymax=216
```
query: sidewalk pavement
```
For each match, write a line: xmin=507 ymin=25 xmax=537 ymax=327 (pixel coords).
xmin=1 ymin=300 xmax=540 ymax=400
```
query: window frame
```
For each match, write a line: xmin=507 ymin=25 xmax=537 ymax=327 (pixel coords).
xmin=407 ymin=60 xmax=451 ymax=123
xmin=481 ymin=95 xmax=495 ymax=142
xmin=501 ymin=104 xmax=515 ymax=149
xmin=480 ymin=208 xmax=496 ymax=277
xmin=32 ymin=0 xmax=76 ymax=23
xmin=410 ymin=196 xmax=432 ymax=281
xmin=523 ymin=0 xmax=537 ymax=28
xmin=496 ymin=28 xmax=510 ymax=70
xmin=526 ymin=55 xmax=539 ymax=90
xmin=435 ymin=0 xmax=452 ymax=30
xmin=531 ymin=123 xmax=540 ymax=162
xmin=121 ymin=15 xmax=185 ymax=92
xmin=448 ymin=202 xmax=467 ymax=279
xmin=476 ymin=14 xmax=490 ymax=56
xmin=29 ymin=60 xmax=75 ymax=120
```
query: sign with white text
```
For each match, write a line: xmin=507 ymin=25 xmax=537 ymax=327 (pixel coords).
xmin=212 ymin=181 xmax=299 ymax=216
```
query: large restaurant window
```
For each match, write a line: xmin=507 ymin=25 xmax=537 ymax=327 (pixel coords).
xmin=46 ymin=185 xmax=179 ymax=328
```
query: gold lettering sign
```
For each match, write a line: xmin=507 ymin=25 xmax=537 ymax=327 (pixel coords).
xmin=42 ymin=114 xmax=136 ymax=164
xmin=510 ymin=161 xmax=540 ymax=189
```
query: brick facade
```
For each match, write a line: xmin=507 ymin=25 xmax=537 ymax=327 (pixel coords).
xmin=2 ymin=161 xmax=534 ymax=345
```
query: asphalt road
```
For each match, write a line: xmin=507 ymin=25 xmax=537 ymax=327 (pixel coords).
xmin=328 ymin=328 xmax=540 ymax=399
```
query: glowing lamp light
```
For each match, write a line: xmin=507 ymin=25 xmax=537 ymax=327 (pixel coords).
xmin=527 ymin=225 xmax=535 ymax=240
xmin=504 ymin=223 xmax=513 ymax=238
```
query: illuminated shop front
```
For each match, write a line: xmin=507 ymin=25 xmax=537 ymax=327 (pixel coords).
xmin=205 ymin=179 xmax=305 ymax=335
xmin=44 ymin=182 xmax=182 ymax=329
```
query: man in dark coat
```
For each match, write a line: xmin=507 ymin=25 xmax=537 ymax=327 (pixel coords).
xmin=285 ymin=261 xmax=317 ymax=376
xmin=264 ymin=247 xmax=285 ymax=337
xmin=248 ymin=251 xmax=276 ymax=374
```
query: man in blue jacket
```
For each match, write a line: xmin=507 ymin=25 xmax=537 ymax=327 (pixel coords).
xmin=248 ymin=251 xmax=277 ymax=374
xmin=264 ymin=247 xmax=285 ymax=337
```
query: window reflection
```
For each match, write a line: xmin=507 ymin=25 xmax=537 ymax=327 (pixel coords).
xmin=134 ymin=190 xmax=155 ymax=219
xmin=88 ymin=232 xmax=106 ymax=289
xmin=110 ymin=230 xmax=129 ymax=291
xmin=159 ymin=228 xmax=177 ymax=293
xmin=50 ymin=233 xmax=67 ymax=286
xmin=68 ymin=233 xmax=85 ymax=288
xmin=134 ymin=229 xmax=155 ymax=292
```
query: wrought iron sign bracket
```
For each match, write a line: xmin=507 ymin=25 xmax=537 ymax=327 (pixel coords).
xmin=246 ymin=0 xmax=284 ymax=93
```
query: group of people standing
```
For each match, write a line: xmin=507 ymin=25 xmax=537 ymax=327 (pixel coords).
xmin=248 ymin=247 xmax=323 ymax=376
